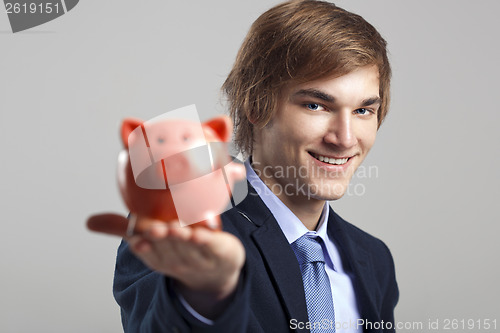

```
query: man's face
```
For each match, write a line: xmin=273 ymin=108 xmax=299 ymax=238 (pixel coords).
xmin=252 ymin=65 xmax=380 ymax=204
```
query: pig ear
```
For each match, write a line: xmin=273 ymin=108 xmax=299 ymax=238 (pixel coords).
xmin=203 ymin=116 xmax=233 ymax=142
xmin=121 ymin=118 xmax=143 ymax=149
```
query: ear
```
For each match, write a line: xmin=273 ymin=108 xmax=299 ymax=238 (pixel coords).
xmin=203 ymin=116 xmax=233 ymax=142
xmin=121 ymin=118 xmax=143 ymax=149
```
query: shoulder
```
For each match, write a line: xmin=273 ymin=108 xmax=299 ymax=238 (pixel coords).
xmin=219 ymin=183 xmax=274 ymax=237
xmin=328 ymin=208 xmax=397 ymax=285
xmin=219 ymin=203 xmax=262 ymax=240
xmin=329 ymin=208 xmax=399 ymax=310
xmin=329 ymin=207 xmax=392 ymax=255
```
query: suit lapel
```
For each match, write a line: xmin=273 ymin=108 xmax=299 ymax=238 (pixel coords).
xmin=251 ymin=222 xmax=310 ymax=331
xmin=236 ymin=185 xmax=310 ymax=332
xmin=327 ymin=208 xmax=380 ymax=325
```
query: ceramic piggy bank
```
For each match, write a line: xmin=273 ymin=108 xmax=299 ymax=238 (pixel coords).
xmin=117 ymin=105 xmax=246 ymax=234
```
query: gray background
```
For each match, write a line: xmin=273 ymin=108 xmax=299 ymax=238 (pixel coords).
xmin=1 ymin=0 xmax=498 ymax=332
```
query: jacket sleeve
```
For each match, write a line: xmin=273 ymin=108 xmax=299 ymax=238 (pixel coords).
xmin=113 ymin=240 xmax=251 ymax=333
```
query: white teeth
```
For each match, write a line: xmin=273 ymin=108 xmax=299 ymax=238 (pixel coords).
xmin=313 ymin=153 xmax=349 ymax=165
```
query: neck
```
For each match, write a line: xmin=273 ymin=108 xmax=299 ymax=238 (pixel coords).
xmin=251 ymin=159 xmax=325 ymax=231
xmin=277 ymin=192 xmax=325 ymax=231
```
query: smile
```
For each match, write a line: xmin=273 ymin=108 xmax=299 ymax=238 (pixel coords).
xmin=310 ymin=152 xmax=351 ymax=165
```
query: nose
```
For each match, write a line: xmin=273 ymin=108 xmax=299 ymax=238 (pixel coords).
xmin=323 ymin=110 xmax=357 ymax=149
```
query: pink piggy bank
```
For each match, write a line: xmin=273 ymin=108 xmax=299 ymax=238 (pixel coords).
xmin=117 ymin=109 xmax=246 ymax=234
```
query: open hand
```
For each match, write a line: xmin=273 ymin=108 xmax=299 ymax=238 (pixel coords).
xmin=87 ymin=214 xmax=245 ymax=318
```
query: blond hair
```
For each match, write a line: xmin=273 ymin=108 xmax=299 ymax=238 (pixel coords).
xmin=222 ymin=0 xmax=391 ymax=157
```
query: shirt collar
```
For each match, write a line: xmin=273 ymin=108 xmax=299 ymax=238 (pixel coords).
xmin=245 ymin=159 xmax=337 ymax=270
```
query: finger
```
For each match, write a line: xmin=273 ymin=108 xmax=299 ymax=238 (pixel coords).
xmin=144 ymin=223 xmax=169 ymax=240
xmin=127 ymin=235 xmax=151 ymax=253
xmin=126 ymin=236 xmax=163 ymax=270
xmin=167 ymin=224 xmax=193 ymax=242
xmin=150 ymin=225 xmax=192 ymax=262
xmin=86 ymin=213 xmax=128 ymax=237
xmin=133 ymin=239 xmax=153 ymax=253
xmin=191 ymin=226 xmax=214 ymax=246
xmin=133 ymin=215 xmax=164 ymax=235
xmin=190 ymin=227 xmax=219 ymax=260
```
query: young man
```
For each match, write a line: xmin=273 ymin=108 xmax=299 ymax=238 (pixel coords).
xmin=105 ymin=1 xmax=398 ymax=332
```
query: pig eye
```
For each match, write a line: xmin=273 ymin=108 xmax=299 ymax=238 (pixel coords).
xmin=182 ymin=134 xmax=191 ymax=142
xmin=157 ymin=138 xmax=165 ymax=144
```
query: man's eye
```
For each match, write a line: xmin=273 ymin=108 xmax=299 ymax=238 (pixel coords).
xmin=354 ymin=108 xmax=371 ymax=115
xmin=305 ymin=103 xmax=325 ymax=111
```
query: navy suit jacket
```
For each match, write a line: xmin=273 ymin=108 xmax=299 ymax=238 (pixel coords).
xmin=113 ymin=184 xmax=399 ymax=332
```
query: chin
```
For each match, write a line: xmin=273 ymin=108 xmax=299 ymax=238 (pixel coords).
xmin=306 ymin=180 xmax=349 ymax=201
xmin=310 ymin=191 xmax=346 ymax=201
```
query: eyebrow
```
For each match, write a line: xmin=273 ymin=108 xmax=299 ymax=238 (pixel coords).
xmin=293 ymin=89 xmax=335 ymax=103
xmin=361 ymin=97 xmax=382 ymax=107
xmin=293 ymin=88 xmax=381 ymax=107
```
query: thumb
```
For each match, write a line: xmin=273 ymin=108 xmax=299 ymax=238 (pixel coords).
xmin=86 ymin=213 xmax=129 ymax=237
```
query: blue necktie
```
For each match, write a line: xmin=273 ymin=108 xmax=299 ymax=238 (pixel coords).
xmin=291 ymin=235 xmax=336 ymax=332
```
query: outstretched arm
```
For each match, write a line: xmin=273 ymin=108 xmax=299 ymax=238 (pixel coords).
xmin=88 ymin=214 xmax=249 ymax=332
